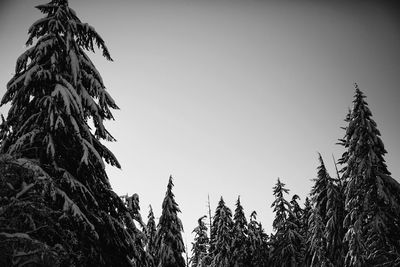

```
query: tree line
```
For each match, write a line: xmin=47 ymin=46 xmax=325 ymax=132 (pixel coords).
xmin=0 ymin=0 xmax=399 ymax=266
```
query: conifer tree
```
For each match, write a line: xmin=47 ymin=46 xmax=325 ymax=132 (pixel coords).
xmin=155 ymin=176 xmax=185 ymax=267
xmin=310 ymin=154 xmax=330 ymax=222
xmin=301 ymin=196 xmax=313 ymax=266
xmin=247 ymin=211 xmax=269 ymax=267
xmin=209 ymin=197 xmax=233 ymax=266
xmin=231 ymin=196 xmax=249 ymax=266
xmin=122 ymin=194 xmax=151 ymax=266
xmin=190 ymin=216 xmax=209 ymax=267
xmin=324 ymin=173 xmax=346 ymax=267
xmin=338 ymin=85 xmax=400 ymax=266
xmin=308 ymin=206 xmax=331 ymax=267
xmin=305 ymin=155 xmax=332 ymax=266
xmin=301 ymin=197 xmax=312 ymax=239
xmin=0 ymin=1 xmax=143 ymax=266
xmin=146 ymin=205 xmax=157 ymax=267
xmin=270 ymin=178 xmax=303 ymax=267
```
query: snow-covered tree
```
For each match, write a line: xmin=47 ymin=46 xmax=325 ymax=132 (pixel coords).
xmin=155 ymin=176 xmax=185 ymax=267
xmin=338 ymin=85 xmax=400 ymax=266
xmin=247 ymin=211 xmax=269 ymax=267
xmin=308 ymin=206 xmax=331 ymax=267
xmin=190 ymin=215 xmax=209 ymax=267
xmin=270 ymin=178 xmax=303 ymax=267
xmin=0 ymin=1 xmax=143 ymax=266
xmin=121 ymin=193 xmax=150 ymax=266
xmin=324 ymin=166 xmax=346 ymax=267
xmin=146 ymin=205 xmax=157 ymax=266
xmin=310 ymin=154 xmax=331 ymax=221
xmin=305 ymin=155 xmax=331 ymax=265
xmin=209 ymin=197 xmax=233 ymax=266
xmin=231 ymin=196 xmax=249 ymax=267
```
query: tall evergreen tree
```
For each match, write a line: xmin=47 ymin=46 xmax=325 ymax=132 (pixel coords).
xmin=190 ymin=215 xmax=209 ymax=267
xmin=146 ymin=205 xmax=157 ymax=267
xmin=270 ymin=178 xmax=303 ymax=267
xmin=231 ymin=196 xmax=249 ymax=267
xmin=338 ymin=85 xmax=400 ymax=266
xmin=308 ymin=206 xmax=331 ymax=267
xmin=247 ymin=211 xmax=269 ymax=267
xmin=324 ymin=172 xmax=346 ymax=267
xmin=0 ymin=1 xmax=143 ymax=266
xmin=306 ymin=155 xmax=332 ymax=266
xmin=310 ymin=154 xmax=331 ymax=222
xmin=122 ymin=193 xmax=150 ymax=266
xmin=155 ymin=176 xmax=185 ymax=267
xmin=209 ymin=197 xmax=233 ymax=267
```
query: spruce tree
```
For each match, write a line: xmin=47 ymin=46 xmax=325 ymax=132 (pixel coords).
xmin=338 ymin=85 xmax=400 ymax=266
xmin=270 ymin=178 xmax=303 ymax=267
xmin=209 ymin=197 xmax=233 ymax=266
xmin=247 ymin=211 xmax=269 ymax=267
xmin=310 ymin=154 xmax=330 ymax=222
xmin=306 ymin=155 xmax=331 ymax=266
xmin=155 ymin=176 xmax=185 ymax=267
xmin=324 ymin=167 xmax=346 ymax=267
xmin=122 ymin=193 xmax=150 ymax=266
xmin=231 ymin=196 xmax=249 ymax=266
xmin=146 ymin=205 xmax=157 ymax=267
xmin=190 ymin=215 xmax=209 ymax=267
xmin=0 ymin=1 xmax=142 ymax=266
xmin=308 ymin=206 xmax=331 ymax=267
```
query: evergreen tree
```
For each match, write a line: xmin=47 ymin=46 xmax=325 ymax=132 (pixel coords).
xmin=247 ymin=211 xmax=269 ymax=267
xmin=301 ymin=197 xmax=313 ymax=266
xmin=0 ymin=1 xmax=143 ymax=266
xmin=310 ymin=154 xmax=330 ymax=222
xmin=270 ymin=178 xmax=303 ymax=267
xmin=146 ymin=205 xmax=157 ymax=267
xmin=209 ymin=197 xmax=233 ymax=267
xmin=301 ymin=197 xmax=312 ymax=239
xmin=290 ymin=195 xmax=303 ymax=223
xmin=231 ymin=196 xmax=249 ymax=267
xmin=324 ymin=172 xmax=346 ymax=267
xmin=308 ymin=206 xmax=331 ymax=267
xmin=190 ymin=216 xmax=209 ymax=267
xmin=338 ymin=85 xmax=400 ymax=266
xmin=122 ymin=193 xmax=150 ymax=266
xmin=155 ymin=176 xmax=185 ymax=267
xmin=305 ymin=155 xmax=332 ymax=266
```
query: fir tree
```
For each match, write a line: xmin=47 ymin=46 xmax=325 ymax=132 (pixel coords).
xmin=301 ymin=197 xmax=313 ymax=266
xmin=247 ymin=211 xmax=269 ymax=267
xmin=270 ymin=178 xmax=303 ymax=267
xmin=209 ymin=197 xmax=233 ymax=267
xmin=338 ymin=85 xmax=400 ymax=266
xmin=308 ymin=206 xmax=331 ymax=267
xmin=324 ymin=172 xmax=346 ymax=267
xmin=305 ymin=154 xmax=332 ymax=266
xmin=0 ymin=1 xmax=143 ymax=266
xmin=310 ymin=154 xmax=331 ymax=222
xmin=122 ymin=193 xmax=150 ymax=266
xmin=146 ymin=205 xmax=157 ymax=267
xmin=231 ymin=196 xmax=249 ymax=267
xmin=155 ymin=176 xmax=185 ymax=267
xmin=301 ymin=197 xmax=312 ymax=239
xmin=190 ymin=216 xmax=209 ymax=267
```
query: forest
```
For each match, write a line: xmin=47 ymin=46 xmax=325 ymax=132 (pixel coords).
xmin=1 ymin=0 xmax=400 ymax=266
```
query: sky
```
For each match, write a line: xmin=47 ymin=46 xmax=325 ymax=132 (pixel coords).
xmin=1 ymin=0 xmax=400 ymax=247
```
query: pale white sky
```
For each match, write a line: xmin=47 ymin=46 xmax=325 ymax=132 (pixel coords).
xmin=1 ymin=0 xmax=399 ymax=245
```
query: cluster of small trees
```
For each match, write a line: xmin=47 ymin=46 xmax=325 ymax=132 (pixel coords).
xmin=190 ymin=196 xmax=269 ymax=267
xmin=1 ymin=0 xmax=400 ymax=266
xmin=189 ymin=86 xmax=400 ymax=267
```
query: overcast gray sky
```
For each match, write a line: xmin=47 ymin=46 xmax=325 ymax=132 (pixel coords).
xmin=1 ymin=0 xmax=400 ymax=244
